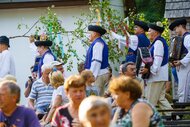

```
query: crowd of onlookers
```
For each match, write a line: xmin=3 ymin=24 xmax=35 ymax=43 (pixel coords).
xmin=0 ymin=17 xmax=190 ymax=127
xmin=0 ymin=60 xmax=164 ymax=127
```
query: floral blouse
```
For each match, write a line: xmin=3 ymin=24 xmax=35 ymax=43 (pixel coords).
xmin=116 ymin=99 xmax=164 ymax=127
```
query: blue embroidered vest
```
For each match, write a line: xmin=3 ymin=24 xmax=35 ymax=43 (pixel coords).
xmin=180 ymin=32 xmax=189 ymax=59
xmin=32 ymin=55 xmax=41 ymax=72
xmin=126 ymin=33 xmax=150 ymax=62
xmin=85 ymin=37 xmax=109 ymax=69
xmin=150 ymin=36 xmax=168 ymax=66
xmin=38 ymin=49 xmax=56 ymax=77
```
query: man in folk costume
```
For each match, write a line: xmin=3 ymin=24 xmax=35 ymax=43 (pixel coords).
xmin=85 ymin=25 xmax=109 ymax=96
xmin=0 ymin=36 xmax=16 ymax=78
xmin=29 ymin=35 xmax=41 ymax=79
xmin=111 ymin=20 xmax=150 ymax=62
xmin=141 ymin=22 xmax=173 ymax=114
xmin=169 ymin=18 xmax=190 ymax=102
xmin=35 ymin=34 xmax=56 ymax=78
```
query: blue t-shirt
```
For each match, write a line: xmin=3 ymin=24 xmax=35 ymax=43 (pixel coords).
xmin=0 ymin=106 xmax=40 ymax=127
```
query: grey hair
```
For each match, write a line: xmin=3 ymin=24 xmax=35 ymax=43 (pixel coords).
xmin=41 ymin=63 xmax=53 ymax=72
xmin=79 ymin=96 xmax=111 ymax=125
xmin=3 ymin=74 xmax=17 ymax=82
xmin=0 ymin=80 xmax=20 ymax=103
xmin=121 ymin=62 xmax=135 ymax=74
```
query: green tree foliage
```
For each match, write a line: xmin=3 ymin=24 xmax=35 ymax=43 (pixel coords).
xmin=18 ymin=0 xmax=170 ymax=71
xmin=135 ymin=0 xmax=165 ymax=22
xmin=18 ymin=1 xmax=127 ymax=71
xmin=72 ymin=0 xmax=126 ymax=71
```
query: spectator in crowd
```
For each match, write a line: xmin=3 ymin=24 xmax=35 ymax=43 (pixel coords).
xmin=81 ymin=70 xmax=99 ymax=96
xmin=140 ymin=22 xmax=173 ymax=114
xmin=121 ymin=62 xmax=146 ymax=97
xmin=51 ymin=61 xmax=65 ymax=77
xmin=77 ymin=62 xmax=85 ymax=74
xmin=24 ymin=66 xmax=37 ymax=98
xmin=109 ymin=76 xmax=164 ymax=127
xmin=79 ymin=96 xmax=112 ymax=127
xmin=28 ymin=64 xmax=54 ymax=119
xmin=169 ymin=18 xmax=190 ymax=102
xmin=121 ymin=62 xmax=137 ymax=79
xmin=85 ymin=25 xmax=109 ymax=96
xmin=119 ymin=61 xmax=126 ymax=75
xmin=3 ymin=74 xmax=17 ymax=83
xmin=0 ymin=80 xmax=40 ymax=127
xmin=51 ymin=75 xmax=86 ymax=127
xmin=34 ymin=34 xmax=56 ymax=78
xmin=43 ymin=70 xmax=68 ymax=125
xmin=0 ymin=36 xmax=16 ymax=78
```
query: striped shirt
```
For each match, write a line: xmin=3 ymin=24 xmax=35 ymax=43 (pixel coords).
xmin=29 ymin=78 xmax=54 ymax=113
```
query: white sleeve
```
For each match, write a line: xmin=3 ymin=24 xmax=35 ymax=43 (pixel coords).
xmin=180 ymin=35 xmax=190 ymax=66
xmin=150 ymin=40 xmax=164 ymax=75
xmin=56 ymin=86 xmax=63 ymax=96
xmin=110 ymin=31 xmax=126 ymax=49
xmin=0 ymin=51 xmax=11 ymax=77
xmin=43 ymin=53 xmax=55 ymax=64
xmin=128 ymin=35 xmax=138 ymax=51
xmin=0 ymin=54 xmax=2 ymax=70
xmin=90 ymin=42 xmax=103 ymax=78
xmin=110 ymin=31 xmax=138 ymax=51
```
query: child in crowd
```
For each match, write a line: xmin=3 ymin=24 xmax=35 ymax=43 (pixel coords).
xmin=81 ymin=70 xmax=100 ymax=96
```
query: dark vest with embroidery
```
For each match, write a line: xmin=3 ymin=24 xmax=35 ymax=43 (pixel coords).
xmin=85 ymin=37 xmax=109 ymax=69
xmin=150 ymin=36 xmax=168 ymax=66
xmin=126 ymin=33 xmax=150 ymax=62
xmin=180 ymin=32 xmax=189 ymax=59
xmin=38 ymin=49 xmax=56 ymax=77
xmin=32 ymin=55 xmax=41 ymax=72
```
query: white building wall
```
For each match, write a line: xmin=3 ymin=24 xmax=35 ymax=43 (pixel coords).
xmin=0 ymin=1 xmax=124 ymax=105
xmin=0 ymin=6 xmax=89 ymax=104
xmin=110 ymin=0 xmax=124 ymax=17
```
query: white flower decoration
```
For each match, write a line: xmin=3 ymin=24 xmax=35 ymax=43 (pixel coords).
xmin=156 ymin=21 xmax=163 ymax=27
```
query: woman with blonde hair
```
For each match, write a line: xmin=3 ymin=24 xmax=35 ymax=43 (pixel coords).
xmin=79 ymin=96 xmax=113 ymax=127
xmin=109 ymin=76 xmax=164 ymax=127
xmin=81 ymin=70 xmax=99 ymax=96
xmin=43 ymin=70 xmax=68 ymax=125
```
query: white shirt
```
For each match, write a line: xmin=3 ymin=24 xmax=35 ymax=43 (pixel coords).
xmin=110 ymin=31 xmax=138 ymax=51
xmin=90 ymin=41 xmax=109 ymax=78
xmin=43 ymin=53 xmax=55 ymax=65
xmin=180 ymin=34 xmax=190 ymax=67
xmin=147 ymin=40 xmax=168 ymax=83
xmin=51 ymin=85 xmax=69 ymax=106
xmin=0 ymin=50 xmax=16 ymax=78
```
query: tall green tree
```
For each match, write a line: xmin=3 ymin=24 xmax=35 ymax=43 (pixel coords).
xmin=135 ymin=0 xmax=165 ymax=22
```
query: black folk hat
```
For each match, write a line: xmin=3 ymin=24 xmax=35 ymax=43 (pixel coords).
xmin=169 ymin=18 xmax=187 ymax=31
xmin=88 ymin=25 xmax=106 ymax=36
xmin=34 ymin=34 xmax=52 ymax=47
xmin=148 ymin=22 xmax=165 ymax=33
xmin=134 ymin=20 xmax=149 ymax=31
xmin=0 ymin=36 xmax=10 ymax=47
